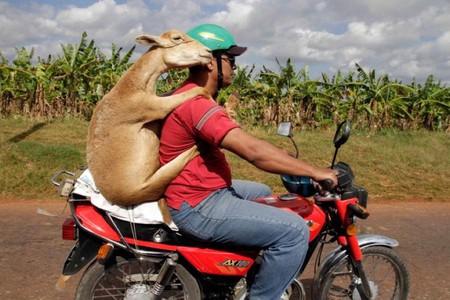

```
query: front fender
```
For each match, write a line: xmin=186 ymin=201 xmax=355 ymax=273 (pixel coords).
xmin=312 ymin=234 xmax=399 ymax=295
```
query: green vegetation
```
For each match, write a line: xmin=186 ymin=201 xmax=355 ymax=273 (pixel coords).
xmin=1 ymin=118 xmax=448 ymax=202
xmin=1 ymin=32 xmax=449 ymax=202
xmin=1 ymin=33 xmax=449 ymax=131
xmin=0 ymin=118 xmax=88 ymax=200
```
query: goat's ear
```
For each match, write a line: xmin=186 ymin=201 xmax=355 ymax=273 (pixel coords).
xmin=135 ymin=35 xmax=162 ymax=47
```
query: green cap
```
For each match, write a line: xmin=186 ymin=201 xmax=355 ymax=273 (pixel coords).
xmin=187 ymin=24 xmax=247 ymax=56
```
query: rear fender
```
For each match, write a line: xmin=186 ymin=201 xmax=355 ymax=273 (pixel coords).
xmin=312 ymin=234 xmax=399 ymax=293
xmin=62 ymin=230 xmax=102 ymax=275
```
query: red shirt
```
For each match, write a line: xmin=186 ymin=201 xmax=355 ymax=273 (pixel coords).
xmin=159 ymin=81 xmax=240 ymax=210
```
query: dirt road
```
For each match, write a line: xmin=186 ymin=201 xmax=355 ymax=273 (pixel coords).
xmin=0 ymin=201 xmax=449 ymax=299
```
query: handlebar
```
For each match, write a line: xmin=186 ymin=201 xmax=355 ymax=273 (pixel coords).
xmin=348 ymin=203 xmax=370 ymax=219
xmin=320 ymin=179 xmax=334 ymax=191
xmin=313 ymin=178 xmax=335 ymax=194
xmin=312 ymin=178 xmax=338 ymax=201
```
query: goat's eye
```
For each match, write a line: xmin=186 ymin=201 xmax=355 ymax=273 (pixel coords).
xmin=172 ymin=35 xmax=183 ymax=42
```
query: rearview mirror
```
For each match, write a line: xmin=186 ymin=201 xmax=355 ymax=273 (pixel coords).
xmin=277 ymin=122 xmax=298 ymax=158
xmin=330 ymin=120 xmax=351 ymax=167
xmin=277 ymin=122 xmax=293 ymax=137
xmin=333 ymin=120 xmax=351 ymax=149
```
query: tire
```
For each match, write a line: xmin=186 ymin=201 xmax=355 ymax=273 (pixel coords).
xmin=317 ymin=246 xmax=409 ymax=300
xmin=283 ymin=279 xmax=306 ymax=300
xmin=75 ymin=255 xmax=201 ymax=299
xmin=234 ymin=278 xmax=306 ymax=300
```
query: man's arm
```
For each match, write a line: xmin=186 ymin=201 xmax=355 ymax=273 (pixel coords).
xmin=220 ymin=128 xmax=337 ymax=185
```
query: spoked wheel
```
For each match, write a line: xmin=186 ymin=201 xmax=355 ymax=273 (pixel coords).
xmin=281 ymin=279 xmax=306 ymax=300
xmin=75 ymin=255 xmax=201 ymax=300
xmin=318 ymin=246 xmax=409 ymax=300
xmin=234 ymin=278 xmax=306 ymax=300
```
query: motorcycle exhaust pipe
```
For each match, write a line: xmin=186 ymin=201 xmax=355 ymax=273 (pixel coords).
xmin=149 ymin=254 xmax=178 ymax=300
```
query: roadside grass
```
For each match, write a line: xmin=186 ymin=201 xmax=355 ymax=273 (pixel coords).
xmin=1 ymin=117 xmax=449 ymax=202
xmin=0 ymin=118 xmax=88 ymax=200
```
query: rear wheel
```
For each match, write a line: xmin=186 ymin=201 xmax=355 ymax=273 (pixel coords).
xmin=234 ymin=278 xmax=306 ymax=300
xmin=75 ymin=255 xmax=201 ymax=299
xmin=282 ymin=279 xmax=306 ymax=300
xmin=318 ymin=246 xmax=409 ymax=300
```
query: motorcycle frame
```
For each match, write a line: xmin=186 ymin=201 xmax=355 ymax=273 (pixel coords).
xmin=61 ymin=189 xmax=399 ymax=300
xmin=55 ymin=117 xmax=406 ymax=298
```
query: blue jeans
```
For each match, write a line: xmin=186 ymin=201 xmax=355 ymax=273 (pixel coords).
xmin=169 ymin=180 xmax=309 ymax=300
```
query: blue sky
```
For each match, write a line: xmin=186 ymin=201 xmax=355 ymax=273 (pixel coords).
xmin=1 ymin=0 xmax=449 ymax=84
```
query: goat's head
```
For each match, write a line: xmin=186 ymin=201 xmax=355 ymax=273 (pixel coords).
xmin=136 ymin=29 xmax=213 ymax=69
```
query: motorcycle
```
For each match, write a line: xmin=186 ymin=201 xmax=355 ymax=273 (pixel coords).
xmin=52 ymin=120 xmax=409 ymax=299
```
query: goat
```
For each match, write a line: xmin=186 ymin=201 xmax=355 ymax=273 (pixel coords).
xmin=86 ymin=30 xmax=212 ymax=219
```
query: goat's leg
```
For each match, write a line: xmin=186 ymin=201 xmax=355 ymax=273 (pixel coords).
xmin=153 ymin=143 xmax=200 ymax=225
xmin=157 ymin=198 xmax=172 ymax=224
xmin=148 ymin=87 xmax=211 ymax=119
xmin=130 ymin=145 xmax=200 ymax=202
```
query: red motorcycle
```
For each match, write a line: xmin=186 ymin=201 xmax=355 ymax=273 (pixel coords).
xmin=53 ymin=120 xmax=409 ymax=299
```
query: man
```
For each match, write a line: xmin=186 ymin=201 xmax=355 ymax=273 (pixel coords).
xmin=159 ymin=24 xmax=337 ymax=299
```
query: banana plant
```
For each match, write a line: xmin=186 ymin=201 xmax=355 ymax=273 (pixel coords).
xmin=408 ymin=75 xmax=450 ymax=130
xmin=1 ymin=32 xmax=448 ymax=132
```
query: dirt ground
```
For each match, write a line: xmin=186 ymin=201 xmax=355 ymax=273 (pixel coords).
xmin=0 ymin=200 xmax=449 ymax=300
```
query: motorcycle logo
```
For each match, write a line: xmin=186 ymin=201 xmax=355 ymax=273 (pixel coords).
xmin=220 ymin=259 xmax=251 ymax=268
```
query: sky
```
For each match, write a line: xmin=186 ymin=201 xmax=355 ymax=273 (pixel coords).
xmin=1 ymin=0 xmax=449 ymax=85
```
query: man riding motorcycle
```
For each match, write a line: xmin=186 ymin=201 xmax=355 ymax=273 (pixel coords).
xmin=158 ymin=23 xmax=337 ymax=299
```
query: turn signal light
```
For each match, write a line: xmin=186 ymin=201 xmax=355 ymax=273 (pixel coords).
xmin=346 ymin=224 xmax=358 ymax=236
xmin=97 ymin=244 xmax=114 ymax=264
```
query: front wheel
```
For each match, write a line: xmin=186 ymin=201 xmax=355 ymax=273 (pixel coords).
xmin=317 ymin=246 xmax=409 ymax=300
xmin=75 ymin=255 xmax=201 ymax=299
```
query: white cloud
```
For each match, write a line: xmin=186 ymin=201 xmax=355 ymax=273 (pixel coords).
xmin=0 ymin=0 xmax=449 ymax=84
xmin=436 ymin=31 xmax=450 ymax=49
xmin=54 ymin=0 xmax=149 ymax=42
xmin=212 ymin=0 xmax=257 ymax=27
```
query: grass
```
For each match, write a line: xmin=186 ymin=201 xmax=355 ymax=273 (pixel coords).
xmin=1 ymin=117 xmax=449 ymax=202
xmin=0 ymin=118 xmax=88 ymax=200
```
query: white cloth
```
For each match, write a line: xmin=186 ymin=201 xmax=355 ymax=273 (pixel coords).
xmin=72 ymin=169 xmax=178 ymax=230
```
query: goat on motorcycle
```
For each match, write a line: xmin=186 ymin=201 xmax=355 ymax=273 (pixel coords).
xmin=158 ymin=23 xmax=337 ymax=300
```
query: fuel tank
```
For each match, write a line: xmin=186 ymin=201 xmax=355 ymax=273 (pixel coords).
xmin=253 ymin=194 xmax=326 ymax=241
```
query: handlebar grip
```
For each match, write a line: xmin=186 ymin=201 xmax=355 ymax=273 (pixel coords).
xmin=348 ymin=204 xmax=370 ymax=219
xmin=321 ymin=179 xmax=334 ymax=191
